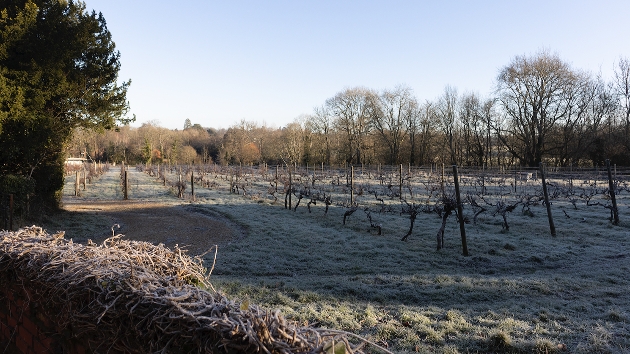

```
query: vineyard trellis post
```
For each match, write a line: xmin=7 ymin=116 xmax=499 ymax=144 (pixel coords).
xmin=230 ymin=168 xmax=234 ymax=194
xmin=606 ymin=159 xmax=619 ymax=225
xmin=539 ymin=163 xmax=556 ymax=236
xmin=178 ymin=169 xmax=183 ymax=198
xmin=191 ymin=169 xmax=195 ymax=202
xmin=275 ymin=165 xmax=278 ymax=193
xmin=514 ymin=165 xmax=517 ymax=193
xmin=399 ymin=164 xmax=403 ymax=200
xmin=75 ymin=171 xmax=79 ymax=197
xmin=123 ymin=170 xmax=128 ymax=200
xmin=441 ymin=163 xmax=445 ymax=196
xmin=482 ymin=164 xmax=486 ymax=195
xmin=288 ymin=163 xmax=292 ymax=210
xmin=350 ymin=166 xmax=354 ymax=206
xmin=452 ymin=165 xmax=469 ymax=256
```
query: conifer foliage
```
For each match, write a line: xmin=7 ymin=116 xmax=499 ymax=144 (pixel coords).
xmin=0 ymin=0 xmax=132 ymax=209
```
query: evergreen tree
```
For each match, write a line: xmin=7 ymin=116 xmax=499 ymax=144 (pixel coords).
xmin=0 ymin=0 xmax=132 ymax=209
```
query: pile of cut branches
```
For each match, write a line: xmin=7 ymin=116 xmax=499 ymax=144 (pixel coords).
xmin=0 ymin=226 xmax=374 ymax=353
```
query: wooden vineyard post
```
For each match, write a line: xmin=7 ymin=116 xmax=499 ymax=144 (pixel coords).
xmin=230 ymin=171 xmax=234 ymax=194
xmin=481 ymin=164 xmax=486 ymax=195
xmin=178 ymin=170 xmax=183 ymax=198
xmin=75 ymin=171 xmax=79 ymax=196
xmin=452 ymin=165 xmax=469 ymax=256
xmin=350 ymin=166 xmax=354 ymax=206
xmin=123 ymin=170 xmax=129 ymax=200
xmin=191 ymin=170 xmax=195 ymax=202
xmin=441 ymin=163 xmax=445 ymax=196
xmin=288 ymin=164 xmax=292 ymax=210
xmin=514 ymin=165 xmax=517 ymax=193
xmin=399 ymin=164 xmax=403 ymax=200
xmin=539 ymin=163 xmax=556 ymax=236
xmin=606 ymin=159 xmax=619 ymax=225
xmin=275 ymin=165 xmax=278 ymax=193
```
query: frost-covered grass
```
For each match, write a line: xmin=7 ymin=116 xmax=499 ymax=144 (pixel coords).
xmin=55 ymin=166 xmax=630 ymax=353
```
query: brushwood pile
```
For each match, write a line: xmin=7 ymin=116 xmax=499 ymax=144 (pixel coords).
xmin=0 ymin=226 xmax=360 ymax=353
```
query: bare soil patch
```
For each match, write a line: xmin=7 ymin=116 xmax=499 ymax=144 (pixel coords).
xmin=62 ymin=199 xmax=245 ymax=255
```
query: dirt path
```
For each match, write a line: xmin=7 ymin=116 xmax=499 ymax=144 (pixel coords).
xmin=62 ymin=200 xmax=245 ymax=256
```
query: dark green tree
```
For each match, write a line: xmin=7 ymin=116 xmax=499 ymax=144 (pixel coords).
xmin=0 ymin=0 xmax=132 ymax=209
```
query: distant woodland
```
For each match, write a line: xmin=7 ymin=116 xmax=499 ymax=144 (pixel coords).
xmin=3 ymin=1 xmax=627 ymax=210
xmin=68 ymin=52 xmax=630 ymax=169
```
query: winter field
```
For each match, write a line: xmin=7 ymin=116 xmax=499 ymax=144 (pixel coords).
xmin=45 ymin=164 xmax=630 ymax=353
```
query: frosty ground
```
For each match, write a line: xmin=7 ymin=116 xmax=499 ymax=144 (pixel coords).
xmin=38 ymin=166 xmax=630 ymax=353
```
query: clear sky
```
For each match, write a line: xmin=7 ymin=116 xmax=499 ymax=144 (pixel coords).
xmin=84 ymin=0 xmax=630 ymax=131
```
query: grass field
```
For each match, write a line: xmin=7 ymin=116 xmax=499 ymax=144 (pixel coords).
xmin=41 ymin=165 xmax=630 ymax=353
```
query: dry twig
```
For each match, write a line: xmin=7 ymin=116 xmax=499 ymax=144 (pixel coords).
xmin=0 ymin=226 xmax=382 ymax=353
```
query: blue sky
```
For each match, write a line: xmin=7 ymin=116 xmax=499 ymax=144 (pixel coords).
xmin=85 ymin=0 xmax=630 ymax=130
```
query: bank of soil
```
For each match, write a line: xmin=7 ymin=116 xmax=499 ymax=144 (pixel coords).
xmin=61 ymin=200 xmax=244 ymax=256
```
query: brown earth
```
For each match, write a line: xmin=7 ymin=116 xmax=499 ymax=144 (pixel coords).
xmin=62 ymin=200 xmax=245 ymax=256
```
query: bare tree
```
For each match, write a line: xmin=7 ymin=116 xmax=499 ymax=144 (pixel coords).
xmin=496 ymin=51 xmax=579 ymax=167
xmin=614 ymin=57 xmax=630 ymax=156
xmin=436 ymin=86 xmax=459 ymax=164
xmin=412 ymin=101 xmax=437 ymax=166
xmin=481 ymin=99 xmax=497 ymax=167
xmin=307 ymin=106 xmax=334 ymax=165
xmin=327 ymin=87 xmax=377 ymax=165
xmin=372 ymin=85 xmax=416 ymax=165
xmin=459 ymin=92 xmax=491 ymax=166
xmin=178 ymin=145 xmax=198 ymax=165
xmin=556 ymin=75 xmax=616 ymax=166
xmin=403 ymin=99 xmax=421 ymax=166
xmin=220 ymin=120 xmax=261 ymax=165
xmin=281 ymin=121 xmax=305 ymax=166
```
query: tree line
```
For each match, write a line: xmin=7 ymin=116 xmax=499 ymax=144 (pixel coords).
xmin=68 ymin=52 xmax=630 ymax=170
xmin=1 ymin=2 xmax=628 ymax=210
